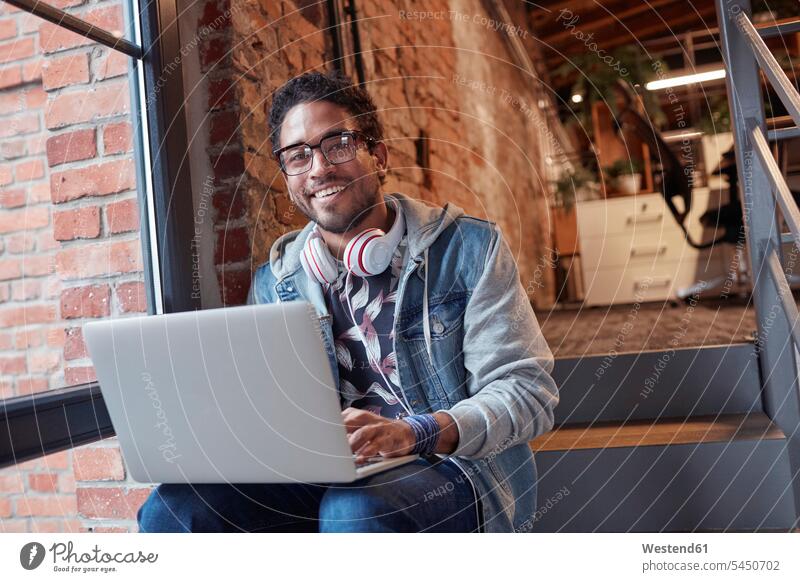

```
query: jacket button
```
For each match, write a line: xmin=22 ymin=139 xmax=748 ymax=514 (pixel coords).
xmin=433 ymin=321 xmax=444 ymax=334
xmin=286 ymin=285 xmax=294 ymax=292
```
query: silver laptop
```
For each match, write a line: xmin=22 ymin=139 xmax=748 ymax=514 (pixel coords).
xmin=83 ymin=302 xmax=417 ymax=484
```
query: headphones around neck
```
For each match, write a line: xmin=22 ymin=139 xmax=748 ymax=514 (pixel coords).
xmin=300 ymin=200 xmax=405 ymax=284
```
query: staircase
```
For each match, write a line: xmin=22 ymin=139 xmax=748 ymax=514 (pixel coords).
xmin=529 ymin=345 xmax=796 ymax=531
xmin=526 ymin=0 xmax=800 ymax=532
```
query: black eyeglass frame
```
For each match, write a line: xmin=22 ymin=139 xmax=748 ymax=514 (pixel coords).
xmin=272 ymin=130 xmax=377 ymax=175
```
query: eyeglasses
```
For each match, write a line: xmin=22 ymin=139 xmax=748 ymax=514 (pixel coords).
xmin=273 ymin=130 xmax=376 ymax=176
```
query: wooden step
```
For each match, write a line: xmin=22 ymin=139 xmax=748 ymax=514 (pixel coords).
xmin=531 ymin=413 xmax=784 ymax=452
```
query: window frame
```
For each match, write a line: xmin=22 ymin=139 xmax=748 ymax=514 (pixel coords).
xmin=0 ymin=0 xmax=200 ymax=468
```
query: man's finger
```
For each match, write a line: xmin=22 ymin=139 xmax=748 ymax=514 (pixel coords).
xmin=348 ymin=424 xmax=379 ymax=452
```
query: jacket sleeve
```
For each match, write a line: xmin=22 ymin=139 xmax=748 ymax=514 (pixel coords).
xmin=443 ymin=225 xmax=559 ymax=459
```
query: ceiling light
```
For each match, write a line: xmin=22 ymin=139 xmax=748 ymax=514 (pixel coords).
xmin=645 ymin=68 xmax=726 ymax=91
xmin=571 ymin=93 xmax=583 ymax=103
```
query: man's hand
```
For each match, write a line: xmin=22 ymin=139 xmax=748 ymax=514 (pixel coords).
xmin=341 ymin=408 xmax=460 ymax=462
xmin=342 ymin=408 xmax=415 ymax=463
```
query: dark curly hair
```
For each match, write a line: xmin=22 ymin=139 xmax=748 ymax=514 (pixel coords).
xmin=268 ymin=70 xmax=385 ymax=155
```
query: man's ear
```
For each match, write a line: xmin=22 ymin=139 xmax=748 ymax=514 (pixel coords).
xmin=372 ymin=142 xmax=389 ymax=178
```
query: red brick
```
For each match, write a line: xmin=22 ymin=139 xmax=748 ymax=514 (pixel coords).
xmin=215 ymin=226 xmax=250 ymax=264
xmin=65 ymin=365 xmax=96 ymax=385
xmin=0 ymin=89 xmax=23 ymax=114
xmin=12 ymin=279 xmax=41 ymax=302
xmin=7 ymin=232 xmax=35 ymax=253
xmin=0 ymin=497 xmax=11 ymax=518
xmin=77 ymin=487 xmax=151 ymax=519
xmin=0 ymin=258 xmax=20 ymax=280
xmin=39 ymin=6 xmax=121 ymax=54
xmin=213 ymin=187 xmax=246 ymax=219
xmin=208 ymin=77 xmax=234 ymax=110
xmin=50 ymin=159 xmax=135 ymax=202
xmin=0 ymin=113 xmax=38 ymax=138
xmin=210 ymin=110 xmax=240 ymax=146
xmin=106 ymin=198 xmax=139 ymax=234
xmin=0 ymin=164 xmax=11 ymax=186
xmin=46 ymin=128 xmax=97 ymax=167
xmin=0 ymin=473 xmax=24 ymax=493
xmin=0 ymin=332 xmax=11 ymax=350
xmin=0 ymin=19 xmax=16 ymax=41
xmin=46 ymin=326 xmax=65 ymax=348
xmin=25 ymin=86 xmax=47 ymax=109
xmin=16 ymin=450 xmax=70 ymax=471
xmin=29 ymin=182 xmax=51 ymax=204
xmin=0 ymin=189 xmax=26 ymax=208
xmin=199 ymin=37 xmax=228 ymax=71
xmin=0 ymin=206 xmax=48 ymax=234
xmin=96 ymin=49 xmax=128 ymax=80
xmin=26 ymin=134 xmax=46 ymax=155
xmin=28 ymin=473 xmax=59 ymax=492
xmin=22 ymin=255 xmax=55 ymax=277
xmin=21 ymin=60 xmax=41 ymax=83
xmin=64 ymin=326 xmax=87 ymax=360
xmin=73 ymin=446 xmax=124 ymax=481
xmin=0 ymin=304 xmax=57 ymax=326
xmin=116 ymin=280 xmax=146 ymax=313
xmin=219 ymin=267 xmax=251 ymax=306
xmin=16 ymin=495 xmax=78 ymax=517
xmin=45 ymin=84 xmax=130 ymax=130
xmin=0 ymin=37 xmax=34 ymax=64
xmin=1 ymin=520 xmax=29 ymax=533
xmin=102 ymin=122 xmax=132 ymax=155
xmin=0 ymin=138 xmax=26 ymax=159
xmin=14 ymin=327 xmax=43 ymax=348
xmin=212 ymin=150 xmax=244 ymax=184
xmin=0 ymin=65 xmax=21 ymax=90
xmin=53 ymin=206 xmax=100 ymax=240
xmin=14 ymin=159 xmax=44 ymax=182
xmin=29 ymin=351 xmax=60 ymax=374
xmin=60 ymin=284 xmax=110 ymax=319
xmin=56 ymin=239 xmax=142 ymax=280
xmin=38 ymin=230 xmax=60 ymax=252
xmin=59 ymin=472 xmax=76 ymax=493
xmin=42 ymin=52 xmax=90 ymax=90
xmin=0 ymin=355 xmax=25 ymax=374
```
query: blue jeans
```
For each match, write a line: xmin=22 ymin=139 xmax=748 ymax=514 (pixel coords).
xmin=137 ymin=458 xmax=481 ymax=532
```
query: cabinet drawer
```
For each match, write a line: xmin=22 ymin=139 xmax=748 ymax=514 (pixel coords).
xmin=580 ymin=231 xmax=708 ymax=270
xmin=581 ymin=260 xmax=726 ymax=306
xmin=577 ymin=194 xmax=665 ymax=238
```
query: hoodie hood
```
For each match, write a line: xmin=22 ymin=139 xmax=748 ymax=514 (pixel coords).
xmin=268 ymin=192 xmax=465 ymax=281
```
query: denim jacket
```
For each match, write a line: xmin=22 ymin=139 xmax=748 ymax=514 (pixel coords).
xmin=247 ymin=192 xmax=559 ymax=532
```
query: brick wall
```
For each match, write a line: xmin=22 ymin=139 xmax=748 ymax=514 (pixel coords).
xmin=1 ymin=0 xmax=564 ymax=532
xmin=0 ymin=0 xmax=147 ymax=532
xmin=233 ymin=0 xmax=558 ymax=307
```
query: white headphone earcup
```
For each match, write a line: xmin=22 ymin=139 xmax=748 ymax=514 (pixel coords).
xmin=360 ymin=239 xmax=392 ymax=275
xmin=301 ymin=232 xmax=339 ymax=285
xmin=344 ymin=228 xmax=383 ymax=277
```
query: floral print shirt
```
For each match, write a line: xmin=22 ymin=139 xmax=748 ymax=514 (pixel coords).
xmin=323 ymin=234 xmax=409 ymax=419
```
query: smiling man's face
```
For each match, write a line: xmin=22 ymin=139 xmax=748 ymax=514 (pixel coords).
xmin=278 ymin=101 xmax=388 ymax=234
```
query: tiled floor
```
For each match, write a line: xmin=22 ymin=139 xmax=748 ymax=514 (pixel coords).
xmin=536 ymin=297 xmax=760 ymax=358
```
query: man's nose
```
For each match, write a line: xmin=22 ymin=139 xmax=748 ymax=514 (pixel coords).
xmin=308 ymin=147 xmax=334 ymax=180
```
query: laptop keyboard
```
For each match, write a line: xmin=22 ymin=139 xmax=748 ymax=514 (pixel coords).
xmin=354 ymin=455 xmax=385 ymax=468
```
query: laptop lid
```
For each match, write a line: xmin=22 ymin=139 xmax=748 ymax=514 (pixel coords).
xmin=83 ymin=302 xmax=360 ymax=484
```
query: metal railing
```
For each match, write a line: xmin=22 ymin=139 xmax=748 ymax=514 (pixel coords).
xmin=716 ymin=0 xmax=800 ymax=529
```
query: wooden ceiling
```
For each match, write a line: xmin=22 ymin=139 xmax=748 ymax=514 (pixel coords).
xmin=528 ymin=0 xmax=720 ymax=67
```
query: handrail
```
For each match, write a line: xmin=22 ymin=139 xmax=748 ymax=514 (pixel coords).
xmin=766 ymin=249 xmax=800 ymax=349
xmin=736 ymin=12 xmax=800 ymax=129
xmin=749 ymin=120 xmax=800 ymax=255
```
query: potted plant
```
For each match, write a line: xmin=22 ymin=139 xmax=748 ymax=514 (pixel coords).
xmin=551 ymin=166 xmax=598 ymax=211
xmin=604 ymin=159 xmax=643 ymax=196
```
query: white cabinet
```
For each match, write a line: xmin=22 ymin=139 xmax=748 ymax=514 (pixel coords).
xmin=576 ymin=190 xmax=728 ymax=306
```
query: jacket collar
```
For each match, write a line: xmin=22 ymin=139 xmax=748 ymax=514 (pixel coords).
xmin=268 ymin=192 xmax=465 ymax=283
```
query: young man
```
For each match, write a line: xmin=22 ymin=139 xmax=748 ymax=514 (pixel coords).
xmin=137 ymin=71 xmax=558 ymax=533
